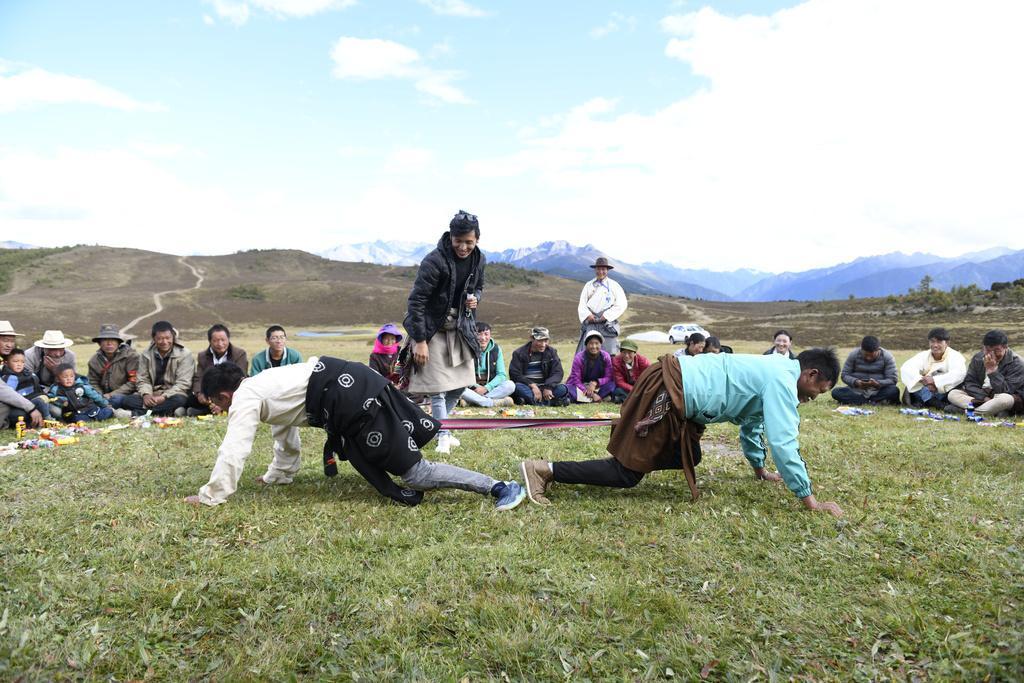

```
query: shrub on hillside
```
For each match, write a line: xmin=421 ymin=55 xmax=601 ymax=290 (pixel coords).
xmin=0 ymin=246 xmax=73 ymax=294
xmin=228 ymin=284 xmax=266 ymax=301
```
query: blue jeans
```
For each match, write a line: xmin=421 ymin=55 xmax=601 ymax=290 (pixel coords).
xmin=430 ymin=389 xmax=463 ymax=437
xmin=460 ymin=380 xmax=516 ymax=407
xmin=6 ymin=396 xmax=50 ymax=427
xmin=72 ymin=406 xmax=114 ymax=422
xmin=107 ymin=394 xmax=131 ymax=409
xmin=513 ymin=382 xmax=569 ymax=406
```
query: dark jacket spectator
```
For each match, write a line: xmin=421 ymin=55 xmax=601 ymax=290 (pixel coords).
xmin=509 ymin=341 xmax=564 ymax=390
xmin=193 ymin=344 xmax=248 ymax=396
xmin=959 ymin=349 xmax=1024 ymax=405
xmin=403 ymin=231 xmax=485 ymax=355
xmin=88 ymin=343 xmax=139 ymax=397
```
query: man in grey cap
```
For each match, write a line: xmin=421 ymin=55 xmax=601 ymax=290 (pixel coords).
xmin=0 ymin=320 xmax=44 ymax=427
xmin=87 ymin=324 xmax=139 ymax=417
xmin=508 ymin=327 xmax=570 ymax=406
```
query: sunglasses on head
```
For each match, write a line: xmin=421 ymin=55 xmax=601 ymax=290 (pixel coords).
xmin=455 ymin=211 xmax=478 ymax=223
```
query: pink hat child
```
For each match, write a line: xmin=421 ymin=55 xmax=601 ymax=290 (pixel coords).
xmin=373 ymin=323 xmax=403 ymax=355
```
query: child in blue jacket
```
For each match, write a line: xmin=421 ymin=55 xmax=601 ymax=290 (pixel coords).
xmin=47 ymin=364 xmax=113 ymax=422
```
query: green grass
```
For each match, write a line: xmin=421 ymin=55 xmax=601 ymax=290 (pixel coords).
xmin=2 ymin=337 xmax=1023 ymax=680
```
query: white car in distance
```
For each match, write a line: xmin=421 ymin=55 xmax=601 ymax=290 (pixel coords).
xmin=667 ymin=324 xmax=710 ymax=344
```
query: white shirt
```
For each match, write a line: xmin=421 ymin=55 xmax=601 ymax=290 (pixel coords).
xmin=577 ymin=276 xmax=628 ymax=323
xmin=197 ymin=358 xmax=317 ymax=505
xmin=899 ymin=347 xmax=967 ymax=394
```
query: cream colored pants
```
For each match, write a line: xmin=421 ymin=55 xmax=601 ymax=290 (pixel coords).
xmin=947 ymin=389 xmax=1015 ymax=416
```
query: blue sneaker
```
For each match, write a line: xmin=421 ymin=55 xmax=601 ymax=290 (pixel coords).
xmin=492 ymin=481 xmax=526 ymax=511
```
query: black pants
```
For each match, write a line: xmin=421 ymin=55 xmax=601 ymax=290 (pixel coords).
xmin=552 ymin=457 xmax=645 ymax=488
xmin=831 ymin=384 xmax=900 ymax=405
xmin=122 ymin=393 xmax=188 ymax=416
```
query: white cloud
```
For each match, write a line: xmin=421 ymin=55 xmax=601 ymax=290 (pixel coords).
xmin=417 ymin=0 xmax=487 ymax=18
xmin=206 ymin=0 xmax=355 ymax=25
xmin=590 ymin=12 xmax=636 ymax=39
xmin=463 ymin=0 xmax=1024 ymax=270
xmin=330 ymin=37 xmax=472 ymax=104
xmin=202 ymin=14 xmax=215 ymax=25
xmin=0 ymin=63 xmax=165 ymax=114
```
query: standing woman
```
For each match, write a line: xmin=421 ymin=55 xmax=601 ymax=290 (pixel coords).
xmin=404 ymin=210 xmax=485 ymax=454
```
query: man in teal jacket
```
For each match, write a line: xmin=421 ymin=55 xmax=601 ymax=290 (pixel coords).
xmin=460 ymin=322 xmax=515 ymax=407
xmin=521 ymin=348 xmax=844 ymax=517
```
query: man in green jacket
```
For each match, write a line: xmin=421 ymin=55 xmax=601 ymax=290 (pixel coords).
xmin=250 ymin=325 xmax=302 ymax=375
xmin=521 ymin=348 xmax=844 ymax=517
xmin=122 ymin=320 xmax=195 ymax=417
xmin=460 ymin=322 xmax=515 ymax=408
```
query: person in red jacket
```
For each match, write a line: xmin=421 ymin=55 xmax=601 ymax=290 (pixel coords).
xmin=610 ymin=339 xmax=650 ymax=404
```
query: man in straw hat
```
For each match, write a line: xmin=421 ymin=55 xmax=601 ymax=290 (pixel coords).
xmin=87 ymin=323 xmax=139 ymax=417
xmin=0 ymin=321 xmax=44 ymax=427
xmin=24 ymin=330 xmax=77 ymax=388
xmin=576 ymin=256 xmax=628 ymax=355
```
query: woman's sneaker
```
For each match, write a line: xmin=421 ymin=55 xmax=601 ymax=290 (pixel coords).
xmin=435 ymin=433 xmax=451 ymax=454
xmin=491 ymin=481 xmax=526 ymax=511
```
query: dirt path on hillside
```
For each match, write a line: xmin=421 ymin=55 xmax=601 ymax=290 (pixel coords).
xmin=121 ymin=256 xmax=204 ymax=337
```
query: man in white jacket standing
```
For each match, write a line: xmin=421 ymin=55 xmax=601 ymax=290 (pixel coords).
xmin=576 ymin=257 xmax=628 ymax=355
xmin=899 ymin=327 xmax=967 ymax=408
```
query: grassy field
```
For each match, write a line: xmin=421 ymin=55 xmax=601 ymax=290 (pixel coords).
xmin=2 ymin=335 xmax=1022 ymax=680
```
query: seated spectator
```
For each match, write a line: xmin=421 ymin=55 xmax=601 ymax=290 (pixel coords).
xmin=684 ymin=333 xmax=706 ymax=356
xmin=1 ymin=347 xmax=49 ymax=426
xmin=461 ymin=322 xmax=515 ymax=408
xmin=831 ymin=335 xmax=899 ymax=405
xmin=24 ymin=330 xmax=77 ymax=389
xmin=122 ymin=320 xmax=195 ymax=417
xmin=189 ymin=323 xmax=248 ymax=417
xmin=47 ymin=363 xmax=113 ymax=422
xmin=369 ymin=323 xmax=403 ymax=385
xmin=899 ymin=327 xmax=967 ymax=409
xmin=567 ymin=330 xmax=614 ymax=403
xmin=87 ymin=324 xmax=138 ymax=416
xmin=763 ymin=329 xmax=797 ymax=359
xmin=611 ymin=339 xmax=650 ymax=404
xmin=250 ymin=325 xmax=302 ymax=375
xmin=703 ymin=336 xmax=722 ymax=354
xmin=946 ymin=330 xmax=1024 ymax=416
xmin=508 ymin=327 xmax=570 ymax=406
xmin=0 ymin=321 xmax=43 ymax=428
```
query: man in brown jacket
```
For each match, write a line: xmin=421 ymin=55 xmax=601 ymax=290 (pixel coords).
xmin=87 ymin=324 xmax=139 ymax=417
xmin=121 ymin=320 xmax=195 ymax=417
xmin=188 ymin=323 xmax=249 ymax=416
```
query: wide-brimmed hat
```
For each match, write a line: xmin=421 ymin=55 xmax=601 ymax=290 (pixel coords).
xmin=619 ymin=339 xmax=639 ymax=352
xmin=583 ymin=330 xmax=605 ymax=344
xmin=589 ymin=257 xmax=614 ymax=270
xmin=92 ymin=323 xmax=127 ymax=343
xmin=530 ymin=326 xmax=550 ymax=340
xmin=376 ymin=323 xmax=403 ymax=343
xmin=34 ymin=330 xmax=74 ymax=349
xmin=0 ymin=320 xmax=24 ymax=337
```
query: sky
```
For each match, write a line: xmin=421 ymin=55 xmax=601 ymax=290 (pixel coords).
xmin=1 ymin=0 xmax=1022 ymax=271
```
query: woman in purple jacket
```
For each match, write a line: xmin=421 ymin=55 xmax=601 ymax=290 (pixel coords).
xmin=567 ymin=330 xmax=614 ymax=403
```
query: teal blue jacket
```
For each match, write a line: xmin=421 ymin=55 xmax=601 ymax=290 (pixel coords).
xmin=678 ymin=353 xmax=812 ymax=498
xmin=250 ymin=347 xmax=303 ymax=376
xmin=475 ymin=340 xmax=508 ymax=392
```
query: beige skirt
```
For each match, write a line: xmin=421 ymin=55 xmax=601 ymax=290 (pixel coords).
xmin=408 ymin=329 xmax=475 ymax=394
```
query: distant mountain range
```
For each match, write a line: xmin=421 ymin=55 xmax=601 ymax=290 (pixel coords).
xmin=1 ymin=241 xmax=35 ymax=249
xmin=322 ymin=239 xmax=1023 ymax=301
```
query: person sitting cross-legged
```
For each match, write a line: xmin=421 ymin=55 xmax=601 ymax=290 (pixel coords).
xmin=946 ymin=329 xmax=1024 ymax=416
xmin=189 ymin=323 xmax=249 ymax=417
xmin=831 ymin=335 xmax=899 ymax=405
xmin=183 ymin=359 xmax=526 ymax=510
xmin=566 ymin=330 xmax=614 ymax=403
xmin=122 ymin=320 xmax=194 ymax=417
xmin=0 ymin=321 xmax=44 ymax=428
xmin=508 ymin=327 xmax=570 ymax=407
xmin=899 ymin=327 xmax=966 ymax=409
xmin=87 ymin=324 xmax=139 ymax=418
xmin=460 ymin=322 xmax=515 ymax=408
xmin=611 ymin=339 xmax=650 ymax=404
xmin=520 ymin=349 xmax=844 ymax=517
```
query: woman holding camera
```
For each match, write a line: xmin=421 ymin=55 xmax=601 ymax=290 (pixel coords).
xmin=403 ymin=210 xmax=486 ymax=453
